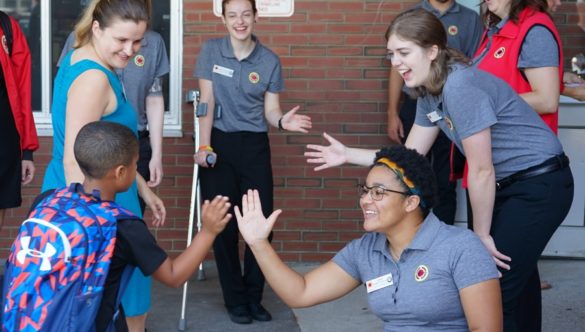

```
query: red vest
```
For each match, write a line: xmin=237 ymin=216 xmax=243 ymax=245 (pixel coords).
xmin=474 ymin=8 xmax=564 ymax=134
xmin=0 ymin=15 xmax=38 ymax=156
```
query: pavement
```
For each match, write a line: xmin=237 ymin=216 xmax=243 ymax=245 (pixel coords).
xmin=147 ymin=259 xmax=585 ymax=332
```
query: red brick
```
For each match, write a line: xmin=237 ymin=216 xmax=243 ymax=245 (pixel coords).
xmin=19 ymin=0 xmax=583 ymax=266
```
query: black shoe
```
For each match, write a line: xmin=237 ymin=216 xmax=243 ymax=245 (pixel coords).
xmin=248 ymin=303 xmax=272 ymax=321
xmin=227 ymin=305 xmax=253 ymax=324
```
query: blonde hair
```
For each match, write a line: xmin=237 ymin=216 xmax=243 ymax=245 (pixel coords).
xmin=73 ymin=0 xmax=151 ymax=48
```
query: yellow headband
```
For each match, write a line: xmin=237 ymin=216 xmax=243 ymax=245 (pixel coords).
xmin=376 ymin=158 xmax=416 ymax=189
xmin=376 ymin=157 xmax=427 ymax=209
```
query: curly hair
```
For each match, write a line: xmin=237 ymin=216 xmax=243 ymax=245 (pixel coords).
xmin=373 ymin=145 xmax=438 ymax=217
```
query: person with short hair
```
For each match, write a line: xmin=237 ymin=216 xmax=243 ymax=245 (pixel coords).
xmin=236 ymin=145 xmax=502 ymax=331
xmin=305 ymin=9 xmax=574 ymax=331
xmin=7 ymin=121 xmax=231 ymax=331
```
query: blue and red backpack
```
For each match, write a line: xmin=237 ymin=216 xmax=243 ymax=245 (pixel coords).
xmin=1 ymin=183 xmax=139 ymax=332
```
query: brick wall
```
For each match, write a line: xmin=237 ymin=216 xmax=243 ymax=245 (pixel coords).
xmin=1 ymin=0 xmax=583 ymax=262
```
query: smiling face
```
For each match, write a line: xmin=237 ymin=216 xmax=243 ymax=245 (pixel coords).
xmin=387 ymin=34 xmax=438 ymax=89
xmin=222 ymin=0 xmax=257 ymax=42
xmin=359 ymin=166 xmax=412 ymax=234
xmin=485 ymin=0 xmax=512 ymax=19
xmin=92 ymin=18 xmax=147 ymax=69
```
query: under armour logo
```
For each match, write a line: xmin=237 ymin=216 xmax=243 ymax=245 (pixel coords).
xmin=16 ymin=236 xmax=57 ymax=271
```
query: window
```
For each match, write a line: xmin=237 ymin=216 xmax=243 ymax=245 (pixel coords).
xmin=2 ymin=0 xmax=182 ymax=136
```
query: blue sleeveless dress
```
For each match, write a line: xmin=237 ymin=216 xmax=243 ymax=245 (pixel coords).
xmin=42 ymin=50 xmax=151 ymax=316
xmin=42 ymin=50 xmax=140 ymax=214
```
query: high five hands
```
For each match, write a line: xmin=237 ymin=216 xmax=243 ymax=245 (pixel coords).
xmin=234 ymin=189 xmax=282 ymax=246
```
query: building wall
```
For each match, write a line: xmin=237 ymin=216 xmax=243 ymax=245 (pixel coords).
xmin=2 ymin=0 xmax=583 ymax=262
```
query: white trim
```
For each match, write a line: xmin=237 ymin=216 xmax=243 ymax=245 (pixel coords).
xmin=33 ymin=0 xmax=53 ymax=134
xmin=35 ymin=0 xmax=183 ymax=138
xmin=164 ymin=0 xmax=183 ymax=137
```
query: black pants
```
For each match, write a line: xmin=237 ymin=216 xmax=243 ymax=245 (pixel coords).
xmin=400 ymin=96 xmax=457 ymax=224
xmin=199 ymin=128 xmax=273 ymax=308
xmin=137 ymin=132 xmax=152 ymax=214
xmin=493 ymin=167 xmax=573 ymax=332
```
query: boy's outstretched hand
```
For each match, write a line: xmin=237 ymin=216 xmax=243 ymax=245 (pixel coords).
xmin=201 ymin=195 xmax=231 ymax=235
xmin=235 ymin=189 xmax=282 ymax=246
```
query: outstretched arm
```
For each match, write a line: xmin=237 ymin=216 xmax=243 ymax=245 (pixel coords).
xmin=235 ymin=190 xmax=360 ymax=307
xmin=264 ymin=92 xmax=312 ymax=133
xmin=305 ymin=132 xmax=378 ymax=171
xmin=153 ymin=195 xmax=231 ymax=288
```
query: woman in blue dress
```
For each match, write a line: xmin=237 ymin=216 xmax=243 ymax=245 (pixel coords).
xmin=41 ymin=0 xmax=165 ymax=331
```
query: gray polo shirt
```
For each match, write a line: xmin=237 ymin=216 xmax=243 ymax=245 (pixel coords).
xmin=415 ymin=64 xmax=563 ymax=179
xmin=473 ymin=18 xmax=559 ymax=68
xmin=58 ymin=30 xmax=170 ymax=131
xmin=193 ymin=35 xmax=284 ymax=133
xmin=333 ymin=214 xmax=498 ymax=331
xmin=417 ymin=0 xmax=483 ymax=57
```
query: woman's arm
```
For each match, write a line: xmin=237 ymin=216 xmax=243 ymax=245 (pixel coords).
xmin=460 ymin=279 xmax=503 ymax=331
xmin=136 ymin=173 xmax=166 ymax=226
xmin=264 ymin=92 xmax=312 ymax=133
xmin=193 ymin=78 xmax=217 ymax=168
xmin=387 ymin=68 xmax=405 ymax=144
xmin=404 ymin=124 xmax=440 ymax=156
xmin=561 ymin=72 xmax=585 ymax=101
xmin=305 ymin=133 xmax=378 ymax=170
xmin=145 ymin=93 xmax=164 ymax=187
xmin=235 ymin=190 xmax=361 ymax=307
xmin=63 ymin=69 xmax=113 ymax=184
xmin=521 ymin=67 xmax=560 ymax=114
xmin=461 ymin=128 xmax=510 ymax=269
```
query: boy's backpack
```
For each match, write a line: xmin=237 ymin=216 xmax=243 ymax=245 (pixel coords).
xmin=1 ymin=183 xmax=139 ymax=332
xmin=0 ymin=10 xmax=13 ymax=56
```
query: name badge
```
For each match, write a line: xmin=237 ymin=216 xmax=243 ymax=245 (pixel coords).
xmin=365 ymin=273 xmax=393 ymax=293
xmin=427 ymin=110 xmax=442 ymax=123
xmin=213 ymin=65 xmax=234 ymax=78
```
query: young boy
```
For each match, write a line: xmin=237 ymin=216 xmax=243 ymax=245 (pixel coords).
xmin=4 ymin=121 xmax=231 ymax=331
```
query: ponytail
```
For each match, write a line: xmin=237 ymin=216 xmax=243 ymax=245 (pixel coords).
xmin=72 ymin=0 xmax=150 ymax=48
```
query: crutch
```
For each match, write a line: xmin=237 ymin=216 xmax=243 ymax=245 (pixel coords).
xmin=178 ymin=90 xmax=207 ymax=331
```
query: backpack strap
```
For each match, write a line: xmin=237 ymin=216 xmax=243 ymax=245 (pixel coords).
xmin=0 ymin=10 xmax=13 ymax=56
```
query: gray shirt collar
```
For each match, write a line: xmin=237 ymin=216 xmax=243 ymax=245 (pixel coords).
xmin=372 ymin=213 xmax=442 ymax=254
xmin=421 ymin=0 xmax=461 ymax=18
xmin=219 ymin=34 xmax=261 ymax=63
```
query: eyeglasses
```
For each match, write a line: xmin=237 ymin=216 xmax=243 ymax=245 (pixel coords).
xmin=358 ymin=184 xmax=409 ymax=201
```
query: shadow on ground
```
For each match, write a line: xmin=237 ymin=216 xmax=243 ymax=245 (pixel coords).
xmin=148 ymin=262 xmax=301 ymax=332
